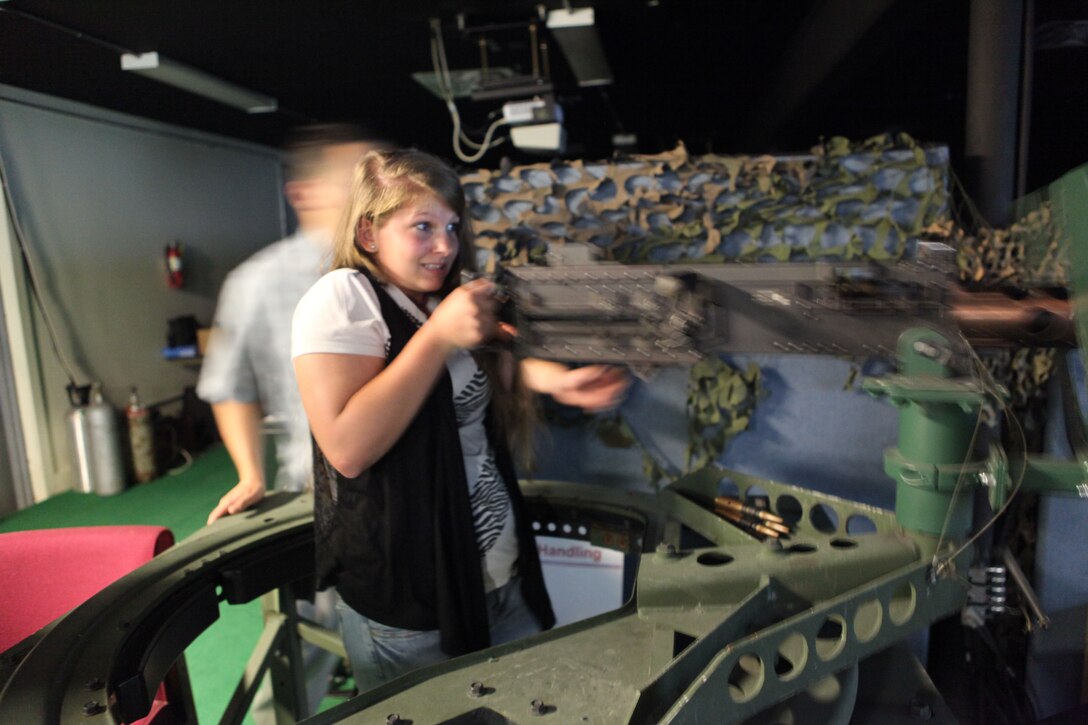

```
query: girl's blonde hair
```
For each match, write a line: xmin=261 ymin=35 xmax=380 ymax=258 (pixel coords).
xmin=330 ymin=148 xmax=477 ymax=285
xmin=331 ymin=148 xmax=537 ymax=468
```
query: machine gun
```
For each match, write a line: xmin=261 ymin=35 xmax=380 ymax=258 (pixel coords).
xmin=2 ymin=190 xmax=1085 ymax=723
xmin=497 ymin=241 xmax=1074 ymax=367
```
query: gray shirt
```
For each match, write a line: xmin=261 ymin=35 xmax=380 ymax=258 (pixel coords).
xmin=197 ymin=231 xmax=329 ymax=491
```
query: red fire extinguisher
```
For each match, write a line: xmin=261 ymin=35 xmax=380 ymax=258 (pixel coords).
xmin=126 ymin=387 xmax=157 ymax=483
xmin=165 ymin=241 xmax=184 ymax=289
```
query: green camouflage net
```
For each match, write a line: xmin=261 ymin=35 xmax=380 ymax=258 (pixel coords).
xmin=461 ymin=131 xmax=950 ymax=272
xmin=950 ymin=203 xmax=1069 ymax=288
xmin=682 ymin=357 xmax=763 ymax=476
xmin=462 ymin=135 xmax=1060 ymax=480
xmin=934 ymin=198 xmax=1069 ymax=417
xmin=465 ymin=134 xmax=949 ymax=483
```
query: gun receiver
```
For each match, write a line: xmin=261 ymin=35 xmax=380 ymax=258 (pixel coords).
xmin=500 ymin=253 xmax=1074 ymax=367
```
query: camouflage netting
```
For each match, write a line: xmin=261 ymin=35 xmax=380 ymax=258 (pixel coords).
xmin=471 ymin=133 xmax=954 ymax=486
xmin=462 ymin=132 xmax=950 ymax=271
xmin=940 ymin=203 xmax=1069 ymax=288
xmin=936 ymin=191 xmax=1069 ymax=436
xmin=470 ymin=134 xmax=1068 ymax=484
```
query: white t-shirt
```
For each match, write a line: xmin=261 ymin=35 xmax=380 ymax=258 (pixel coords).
xmin=292 ymin=268 xmax=518 ymax=591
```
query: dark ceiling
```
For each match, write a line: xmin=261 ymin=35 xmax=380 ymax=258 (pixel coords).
xmin=1 ymin=0 xmax=1085 ymax=192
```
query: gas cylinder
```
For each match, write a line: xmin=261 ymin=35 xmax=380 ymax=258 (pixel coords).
xmin=126 ymin=387 xmax=157 ymax=483
xmin=66 ymin=382 xmax=125 ymax=495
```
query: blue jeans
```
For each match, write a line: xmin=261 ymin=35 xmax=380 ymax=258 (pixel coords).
xmin=336 ymin=577 xmax=541 ymax=691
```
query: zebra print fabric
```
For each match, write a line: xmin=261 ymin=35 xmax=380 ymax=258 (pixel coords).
xmin=454 ymin=368 xmax=490 ymax=426
xmin=468 ymin=453 xmax=510 ymax=554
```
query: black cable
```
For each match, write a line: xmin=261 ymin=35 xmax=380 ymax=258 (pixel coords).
xmin=597 ymin=88 xmax=627 ymax=136
xmin=968 ymin=621 xmax=1037 ymax=723
xmin=947 ymin=164 xmax=993 ymax=235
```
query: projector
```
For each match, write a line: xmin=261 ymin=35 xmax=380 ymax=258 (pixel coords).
xmin=502 ymin=97 xmax=566 ymax=154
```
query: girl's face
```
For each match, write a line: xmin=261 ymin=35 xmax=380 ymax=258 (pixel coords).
xmin=365 ymin=194 xmax=460 ymax=306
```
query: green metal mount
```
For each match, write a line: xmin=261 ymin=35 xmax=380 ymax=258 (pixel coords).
xmin=319 ymin=475 xmax=971 ymax=724
xmin=863 ymin=328 xmax=990 ymax=537
xmin=865 ymin=326 xmax=1088 ymax=533
xmin=1016 ymin=456 xmax=1088 ymax=497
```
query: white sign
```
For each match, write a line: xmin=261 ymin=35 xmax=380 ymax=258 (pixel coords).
xmin=536 ymin=536 xmax=625 ymax=626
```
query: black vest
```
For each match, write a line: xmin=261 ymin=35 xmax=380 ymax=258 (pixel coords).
xmin=312 ymin=274 xmax=555 ymax=656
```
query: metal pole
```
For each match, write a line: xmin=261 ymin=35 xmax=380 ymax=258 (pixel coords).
xmin=964 ymin=0 xmax=1025 ymax=227
xmin=1016 ymin=0 xmax=1035 ymax=199
xmin=887 ymin=329 xmax=980 ymax=537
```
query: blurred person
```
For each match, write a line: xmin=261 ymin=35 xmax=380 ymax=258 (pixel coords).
xmin=199 ymin=124 xmax=383 ymax=522
xmin=197 ymin=123 xmax=384 ymax=718
xmin=292 ymin=148 xmax=629 ymax=687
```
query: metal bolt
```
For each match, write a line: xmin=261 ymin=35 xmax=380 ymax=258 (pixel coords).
xmin=469 ymin=681 xmax=486 ymax=697
xmin=656 ymin=542 xmax=676 ymax=558
xmin=912 ymin=340 xmax=941 ymax=360
xmin=82 ymin=701 xmax=106 ymax=716
xmin=530 ymin=698 xmax=547 ymax=716
xmin=84 ymin=677 xmax=105 ymax=691
xmin=386 ymin=715 xmax=402 ymax=725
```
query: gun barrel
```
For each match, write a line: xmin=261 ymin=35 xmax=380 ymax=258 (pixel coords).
xmin=950 ymin=289 xmax=1074 ymax=347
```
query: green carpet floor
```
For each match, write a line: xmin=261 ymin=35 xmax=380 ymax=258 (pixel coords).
xmin=0 ymin=444 xmax=341 ymax=724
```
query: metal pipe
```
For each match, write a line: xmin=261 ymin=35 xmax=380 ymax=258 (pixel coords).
xmin=1016 ymin=0 xmax=1035 ymax=198
xmin=965 ymin=0 xmax=1025 ymax=227
xmin=950 ymin=288 xmax=1075 ymax=347
xmin=1001 ymin=548 xmax=1050 ymax=630
xmin=530 ymin=21 xmax=540 ymax=78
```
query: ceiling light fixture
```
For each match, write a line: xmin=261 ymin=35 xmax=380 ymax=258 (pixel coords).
xmin=546 ymin=7 xmax=613 ymax=87
xmin=120 ymin=52 xmax=277 ymax=114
